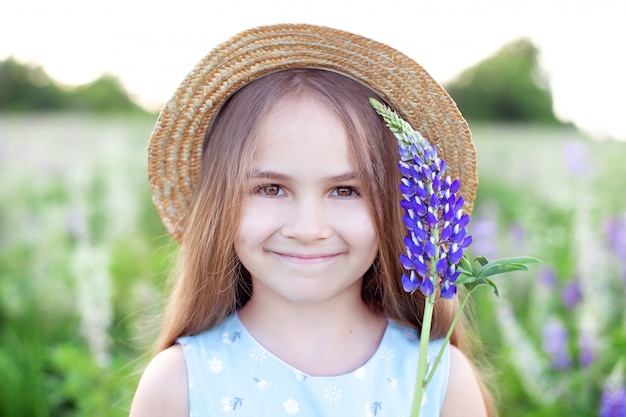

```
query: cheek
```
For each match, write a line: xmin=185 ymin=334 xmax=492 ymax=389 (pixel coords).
xmin=361 ymin=221 xmax=380 ymax=259
xmin=335 ymin=204 xmax=379 ymax=252
xmin=235 ymin=201 xmax=279 ymax=246
xmin=236 ymin=207 xmax=258 ymax=249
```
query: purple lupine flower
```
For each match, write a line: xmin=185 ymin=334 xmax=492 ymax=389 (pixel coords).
xmin=577 ymin=330 xmax=595 ymax=368
xmin=508 ymin=221 xmax=527 ymax=250
xmin=399 ymin=140 xmax=470 ymax=298
xmin=605 ymin=214 xmax=626 ymax=281
xmin=561 ymin=277 xmax=583 ymax=309
xmin=600 ymin=369 xmax=626 ymax=417
xmin=563 ymin=140 xmax=591 ymax=176
xmin=468 ymin=212 xmax=499 ymax=261
xmin=542 ymin=319 xmax=571 ymax=370
xmin=371 ymin=100 xmax=472 ymax=299
xmin=605 ymin=214 xmax=626 ymax=257
xmin=539 ymin=266 xmax=557 ymax=289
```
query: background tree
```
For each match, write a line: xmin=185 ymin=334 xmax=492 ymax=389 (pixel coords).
xmin=0 ymin=58 xmax=148 ymax=114
xmin=0 ymin=57 xmax=68 ymax=111
xmin=445 ymin=38 xmax=562 ymax=124
xmin=69 ymin=75 xmax=145 ymax=113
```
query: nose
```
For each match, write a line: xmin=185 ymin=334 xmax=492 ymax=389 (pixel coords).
xmin=280 ymin=196 xmax=332 ymax=241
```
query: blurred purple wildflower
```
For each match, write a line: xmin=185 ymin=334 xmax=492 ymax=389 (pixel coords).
xmin=605 ymin=213 xmax=626 ymax=281
xmin=508 ymin=221 xmax=527 ymax=250
xmin=563 ymin=140 xmax=591 ymax=176
xmin=561 ymin=277 xmax=583 ymax=309
xmin=600 ymin=367 xmax=626 ymax=417
xmin=542 ymin=319 xmax=571 ymax=370
xmin=605 ymin=214 xmax=626 ymax=258
xmin=539 ymin=266 xmax=557 ymax=289
xmin=469 ymin=213 xmax=499 ymax=261
xmin=577 ymin=330 xmax=595 ymax=368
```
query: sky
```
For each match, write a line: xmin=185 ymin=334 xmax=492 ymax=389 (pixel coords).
xmin=3 ymin=0 xmax=626 ymax=140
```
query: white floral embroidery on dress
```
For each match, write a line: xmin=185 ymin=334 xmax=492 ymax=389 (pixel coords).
xmin=364 ymin=401 xmax=382 ymax=417
xmin=221 ymin=397 xmax=232 ymax=412
xmin=283 ymin=398 xmax=300 ymax=414
xmin=208 ymin=357 xmax=223 ymax=373
xmin=324 ymin=385 xmax=342 ymax=402
xmin=379 ymin=346 xmax=395 ymax=361
xmin=221 ymin=397 xmax=243 ymax=412
xmin=254 ymin=377 xmax=270 ymax=390
xmin=354 ymin=366 xmax=366 ymax=379
xmin=250 ymin=346 xmax=268 ymax=362
xmin=221 ymin=331 xmax=241 ymax=344
xmin=387 ymin=377 xmax=399 ymax=389
xmin=293 ymin=370 xmax=307 ymax=381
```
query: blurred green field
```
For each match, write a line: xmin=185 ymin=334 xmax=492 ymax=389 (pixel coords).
xmin=1 ymin=114 xmax=625 ymax=416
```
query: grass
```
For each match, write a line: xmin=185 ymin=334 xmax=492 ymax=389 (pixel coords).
xmin=1 ymin=114 xmax=624 ymax=416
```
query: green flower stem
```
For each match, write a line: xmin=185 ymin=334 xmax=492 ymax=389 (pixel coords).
xmin=411 ymin=195 xmax=440 ymax=417
xmin=411 ymin=282 xmax=478 ymax=417
xmin=425 ymin=286 xmax=477 ymax=387
xmin=410 ymin=292 xmax=436 ymax=417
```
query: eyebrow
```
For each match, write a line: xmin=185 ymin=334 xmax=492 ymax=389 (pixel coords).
xmin=249 ymin=169 xmax=358 ymax=183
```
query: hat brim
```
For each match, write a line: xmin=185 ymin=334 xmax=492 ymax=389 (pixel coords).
xmin=148 ymin=23 xmax=477 ymax=242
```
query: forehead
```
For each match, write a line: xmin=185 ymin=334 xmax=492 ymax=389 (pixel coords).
xmin=252 ymin=96 xmax=354 ymax=174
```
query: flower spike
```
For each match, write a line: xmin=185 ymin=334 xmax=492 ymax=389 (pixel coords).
xmin=370 ymin=98 xmax=541 ymax=417
xmin=370 ymin=98 xmax=472 ymax=298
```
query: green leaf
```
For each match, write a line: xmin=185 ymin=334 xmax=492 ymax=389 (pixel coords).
xmin=455 ymin=274 xmax=477 ymax=286
xmin=464 ymin=276 xmax=500 ymax=296
xmin=456 ymin=256 xmax=539 ymax=294
xmin=475 ymin=257 xmax=541 ymax=279
xmin=484 ymin=256 xmax=541 ymax=266
xmin=476 ymin=263 xmax=527 ymax=278
xmin=483 ymin=277 xmax=499 ymax=296
xmin=459 ymin=255 xmax=474 ymax=273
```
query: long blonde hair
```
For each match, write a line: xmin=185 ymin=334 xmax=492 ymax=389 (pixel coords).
xmin=155 ymin=69 xmax=496 ymax=414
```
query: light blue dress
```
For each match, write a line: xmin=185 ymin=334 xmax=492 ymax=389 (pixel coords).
xmin=178 ymin=313 xmax=450 ymax=417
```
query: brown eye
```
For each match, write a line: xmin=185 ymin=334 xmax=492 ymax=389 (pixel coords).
xmin=258 ymin=184 xmax=283 ymax=196
xmin=333 ymin=186 xmax=358 ymax=197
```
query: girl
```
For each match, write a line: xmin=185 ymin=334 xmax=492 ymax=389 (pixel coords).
xmin=131 ymin=24 xmax=494 ymax=417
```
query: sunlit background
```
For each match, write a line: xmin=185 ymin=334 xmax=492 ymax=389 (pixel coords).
xmin=3 ymin=0 xmax=626 ymax=140
xmin=2 ymin=1 xmax=626 ymax=416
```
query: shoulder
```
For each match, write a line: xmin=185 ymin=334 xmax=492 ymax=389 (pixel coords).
xmin=440 ymin=345 xmax=488 ymax=417
xmin=129 ymin=344 xmax=189 ymax=417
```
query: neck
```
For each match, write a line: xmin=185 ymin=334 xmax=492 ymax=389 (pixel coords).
xmin=238 ymin=296 xmax=387 ymax=376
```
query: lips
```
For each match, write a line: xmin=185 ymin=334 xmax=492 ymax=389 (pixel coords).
xmin=271 ymin=251 xmax=342 ymax=265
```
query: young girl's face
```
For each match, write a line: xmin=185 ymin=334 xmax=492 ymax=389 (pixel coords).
xmin=235 ymin=95 xmax=379 ymax=306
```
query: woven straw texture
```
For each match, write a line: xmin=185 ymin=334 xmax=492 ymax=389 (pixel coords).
xmin=148 ymin=23 xmax=477 ymax=242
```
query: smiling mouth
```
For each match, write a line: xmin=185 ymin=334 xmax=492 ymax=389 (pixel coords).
xmin=272 ymin=252 xmax=341 ymax=265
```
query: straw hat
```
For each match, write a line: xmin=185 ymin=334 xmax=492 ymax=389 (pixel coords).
xmin=148 ymin=23 xmax=477 ymax=243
